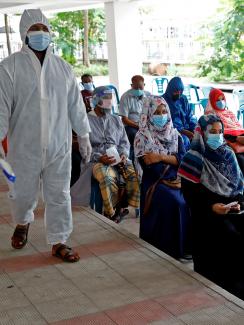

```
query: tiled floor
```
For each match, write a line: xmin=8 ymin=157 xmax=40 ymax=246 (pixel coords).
xmin=1 ymin=173 xmax=244 ymax=324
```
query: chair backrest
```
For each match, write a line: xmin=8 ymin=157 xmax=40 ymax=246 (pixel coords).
xmin=233 ymin=88 xmax=244 ymax=111
xmin=201 ymin=86 xmax=212 ymax=99
xmin=200 ymin=98 xmax=209 ymax=110
xmin=152 ymin=77 xmax=168 ymax=95
xmin=183 ymin=84 xmax=204 ymax=117
xmin=197 ymin=86 xmax=213 ymax=111
xmin=234 ymin=89 xmax=244 ymax=127
xmin=183 ymin=84 xmax=200 ymax=102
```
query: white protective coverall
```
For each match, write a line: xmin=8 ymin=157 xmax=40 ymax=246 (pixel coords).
xmin=0 ymin=9 xmax=90 ymax=244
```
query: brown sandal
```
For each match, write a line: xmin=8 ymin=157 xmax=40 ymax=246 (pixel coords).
xmin=52 ymin=244 xmax=80 ymax=263
xmin=11 ymin=223 xmax=30 ymax=249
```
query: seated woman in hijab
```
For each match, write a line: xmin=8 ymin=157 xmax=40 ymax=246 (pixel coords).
xmin=179 ymin=114 xmax=244 ymax=300
xmin=134 ymin=96 xmax=192 ymax=260
xmin=163 ymin=76 xmax=197 ymax=151
xmin=205 ymin=88 xmax=244 ymax=173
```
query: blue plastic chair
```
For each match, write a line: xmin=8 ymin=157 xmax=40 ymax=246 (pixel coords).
xmin=183 ymin=84 xmax=204 ymax=117
xmin=201 ymin=86 xmax=212 ymax=98
xmin=152 ymin=77 xmax=168 ymax=96
xmin=200 ymin=98 xmax=209 ymax=110
xmin=234 ymin=88 xmax=244 ymax=127
xmin=90 ymin=177 xmax=103 ymax=214
xmin=199 ymin=86 xmax=213 ymax=111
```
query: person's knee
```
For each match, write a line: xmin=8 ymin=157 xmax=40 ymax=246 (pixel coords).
xmin=44 ymin=181 xmax=70 ymax=205
xmin=93 ymin=163 xmax=117 ymax=183
xmin=93 ymin=163 xmax=105 ymax=182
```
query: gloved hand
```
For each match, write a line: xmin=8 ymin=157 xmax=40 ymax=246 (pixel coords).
xmin=0 ymin=142 xmax=5 ymax=159
xmin=78 ymin=133 xmax=92 ymax=164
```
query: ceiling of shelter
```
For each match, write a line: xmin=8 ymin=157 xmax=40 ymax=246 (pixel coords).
xmin=0 ymin=0 xmax=141 ymax=14
xmin=0 ymin=0 xmax=104 ymax=14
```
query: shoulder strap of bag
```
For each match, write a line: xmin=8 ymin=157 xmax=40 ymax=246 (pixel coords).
xmin=143 ymin=165 xmax=170 ymax=216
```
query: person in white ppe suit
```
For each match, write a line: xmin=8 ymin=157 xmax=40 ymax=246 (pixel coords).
xmin=0 ymin=9 xmax=91 ymax=262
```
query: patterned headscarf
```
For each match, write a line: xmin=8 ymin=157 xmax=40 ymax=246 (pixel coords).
xmin=134 ymin=96 xmax=179 ymax=158
xmin=205 ymin=88 xmax=244 ymax=136
xmin=178 ymin=114 xmax=243 ymax=197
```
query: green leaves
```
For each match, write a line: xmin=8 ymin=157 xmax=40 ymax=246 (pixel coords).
xmin=198 ymin=0 xmax=244 ymax=81
xmin=49 ymin=9 xmax=106 ymax=64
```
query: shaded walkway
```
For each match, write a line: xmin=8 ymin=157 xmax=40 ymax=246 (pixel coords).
xmin=1 ymin=174 xmax=244 ymax=324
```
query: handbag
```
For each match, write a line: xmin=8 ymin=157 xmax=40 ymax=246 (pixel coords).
xmin=143 ymin=165 xmax=181 ymax=216
xmin=161 ymin=177 xmax=181 ymax=189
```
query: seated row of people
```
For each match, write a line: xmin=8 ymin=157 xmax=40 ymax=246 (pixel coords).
xmin=72 ymin=77 xmax=244 ymax=300
xmin=80 ymin=74 xmax=197 ymax=156
xmin=118 ymin=75 xmax=197 ymax=158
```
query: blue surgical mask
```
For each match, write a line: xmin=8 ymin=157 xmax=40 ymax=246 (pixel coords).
xmin=131 ymin=89 xmax=144 ymax=97
xmin=27 ymin=31 xmax=51 ymax=51
xmin=206 ymin=133 xmax=224 ymax=150
xmin=152 ymin=114 xmax=168 ymax=128
xmin=83 ymin=82 xmax=94 ymax=92
xmin=216 ymin=100 xmax=226 ymax=110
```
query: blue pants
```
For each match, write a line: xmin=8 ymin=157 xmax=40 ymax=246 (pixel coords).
xmin=125 ymin=126 xmax=138 ymax=162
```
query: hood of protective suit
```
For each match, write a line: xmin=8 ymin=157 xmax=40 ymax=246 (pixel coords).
xmin=164 ymin=77 xmax=184 ymax=97
xmin=19 ymin=9 xmax=51 ymax=43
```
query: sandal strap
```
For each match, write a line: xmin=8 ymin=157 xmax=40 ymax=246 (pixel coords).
xmin=54 ymin=244 xmax=72 ymax=256
xmin=12 ymin=224 xmax=29 ymax=238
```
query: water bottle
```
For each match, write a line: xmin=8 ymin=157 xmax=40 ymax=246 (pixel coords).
xmin=0 ymin=158 xmax=16 ymax=183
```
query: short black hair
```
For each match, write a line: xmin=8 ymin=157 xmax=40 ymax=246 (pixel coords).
xmin=131 ymin=75 xmax=144 ymax=83
xmin=81 ymin=74 xmax=93 ymax=81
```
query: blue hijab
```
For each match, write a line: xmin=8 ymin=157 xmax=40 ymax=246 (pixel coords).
xmin=178 ymin=114 xmax=243 ymax=197
xmin=163 ymin=77 xmax=196 ymax=132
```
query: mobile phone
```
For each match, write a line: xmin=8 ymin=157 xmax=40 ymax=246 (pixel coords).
xmin=223 ymin=201 xmax=238 ymax=208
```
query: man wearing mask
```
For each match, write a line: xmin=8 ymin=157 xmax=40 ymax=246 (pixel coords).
xmin=119 ymin=75 xmax=151 ymax=161
xmin=71 ymin=86 xmax=140 ymax=223
xmin=0 ymin=9 xmax=91 ymax=262
xmin=81 ymin=73 xmax=94 ymax=112
xmin=70 ymin=73 xmax=94 ymax=186
xmin=163 ymin=76 xmax=197 ymax=151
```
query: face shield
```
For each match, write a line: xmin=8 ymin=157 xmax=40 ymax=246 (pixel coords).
xmin=91 ymin=88 xmax=119 ymax=114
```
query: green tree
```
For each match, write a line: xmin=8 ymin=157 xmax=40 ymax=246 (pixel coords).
xmin=198 ymin=0 xmax=244 ymax=81
xmin=50 ymin=9 xmax=106 ymax=65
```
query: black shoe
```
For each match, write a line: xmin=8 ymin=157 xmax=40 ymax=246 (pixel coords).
xmin=182 ymin=254 xmax=193 ymax=260
xmin=120 ymin=208 xmax=129 ymax=218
